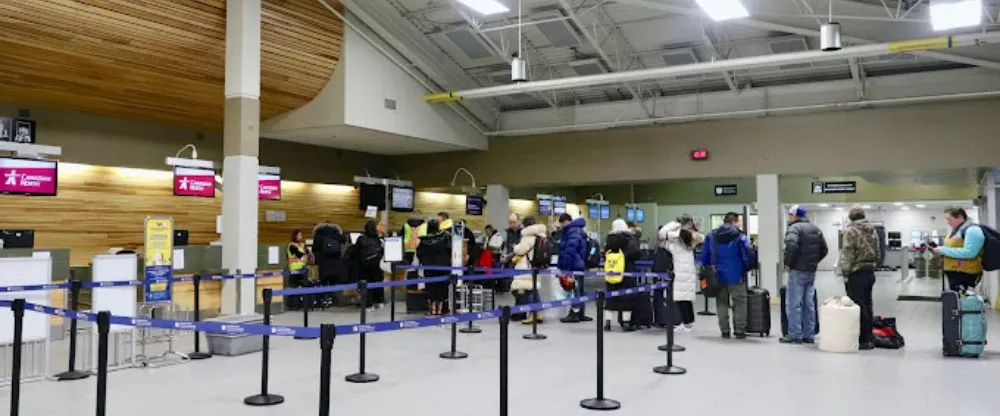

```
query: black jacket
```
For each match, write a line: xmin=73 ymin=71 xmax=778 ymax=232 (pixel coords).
xmin=604 ymin=230 xmax=642 ymax=311
xmin=784 ymin=219 xmax=828 ymax=272
xmin=353 ymin=222 xmax=383 ymax=268
xmin=417 ymin=232 xmax=451 ymax=277
xmin=312 ymin=223 xmax=346 ymax=278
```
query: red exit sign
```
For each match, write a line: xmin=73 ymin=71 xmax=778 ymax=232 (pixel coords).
xmin=690 ymin=149 xmax=709 ymax=160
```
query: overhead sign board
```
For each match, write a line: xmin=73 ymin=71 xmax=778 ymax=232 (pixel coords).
xmin=714 ymin=184 xmax=738 ymax=196
xmin=812 ymin=181 xmax=857 ymax=194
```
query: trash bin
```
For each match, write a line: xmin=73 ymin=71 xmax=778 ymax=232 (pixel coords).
xmin=205 ymin=314 xmax=264 ymax=356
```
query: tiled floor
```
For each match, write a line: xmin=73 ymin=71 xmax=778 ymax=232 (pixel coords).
xmin=3 ymin=272 xmax=999 ymax=416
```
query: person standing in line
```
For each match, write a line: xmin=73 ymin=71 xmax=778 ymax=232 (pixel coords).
xmin=557 ymin=213 xmax=592 ymax=323
xmin=840 ymin=206 xmax=879 ymax=350
xmin=660 ymin=215 xmax=698 ymax=331
xmin=502 ymin=214 xmax=523 ymax=265
xmin=312 ymin=220 xmax=347 ymax=307
xmin=780 ymin=205 xmax=828 ymax=345
xmin=604 ymin=219 xmax=647 ymax=331
xmin=417 ymin=219 xmax=451 ymax=316
xmin=699 ymin=213 xmax=754 ymax=339
xmin=933 ymin=207 xmax=985 ymax=292
xmin=353 ymin=220 xmax=385 ymax=310
xmin=510 ymin=217 xmax=547 ymax=325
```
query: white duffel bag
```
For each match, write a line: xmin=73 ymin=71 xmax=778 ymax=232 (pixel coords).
xmin=818 ymin=296 xmax=861 ymax=353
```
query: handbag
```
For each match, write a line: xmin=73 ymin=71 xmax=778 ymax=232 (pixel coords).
xmin=559 ymin=274 xmax=576 ymax=291
xmin=699 ymin=231 xmax=722 ymax=298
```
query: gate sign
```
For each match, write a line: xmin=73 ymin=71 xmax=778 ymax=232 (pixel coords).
xmin=812 ymin=181 xmax=857 ymax=194
xmin=714 ymin=184 xmax=738 ymax=196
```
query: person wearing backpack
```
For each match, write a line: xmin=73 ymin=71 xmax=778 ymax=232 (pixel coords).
xmin=603 ymin=219 xmax=648 ymax=331
xmin=933 ymin=207 xmax=988 ymax=292
xmin=510 ymin=218 xmax=547 ymax=325
xmin=557 ymin=214 xmax=592 ymax=323
xmin=312 ymin=221 xmax=347 ymax=303
xmin=699 ymin=213 xmax=754 ymax=339
xmin=353 ymin=219 xmax=386 ymax=310
xmin=417 ymin=219 xmax=451 ymax=316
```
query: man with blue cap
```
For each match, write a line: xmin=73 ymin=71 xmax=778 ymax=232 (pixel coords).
xmin=781 ymin=205 xmax=828 ymax=344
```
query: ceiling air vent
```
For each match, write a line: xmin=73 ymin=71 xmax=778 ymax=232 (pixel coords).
xmin=568 ymin=59 xmax=607 ymax=76
xmin=443 ymin=28 xmax=494 ymax=60
xmin=490 ymin=70 xmax=512 ymax=85
xmin=532 ymin=11 xmax=580 ymax=48
xmin=768 ymin=38 xmax=812 ymax=71
xmin=662 ymin=49 xmax=699 ymax=66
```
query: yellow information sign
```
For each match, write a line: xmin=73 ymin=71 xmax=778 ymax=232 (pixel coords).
xmin=143 ymin=216 xmax=174 ymax=302
xmin=887 ymin=37 xmax=950 ymax=54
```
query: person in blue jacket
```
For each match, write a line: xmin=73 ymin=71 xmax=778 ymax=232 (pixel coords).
xmin=557 ymin=214 xmax=592 ymax=323
xmin=699 ymin=212 xmax=754 ymax=339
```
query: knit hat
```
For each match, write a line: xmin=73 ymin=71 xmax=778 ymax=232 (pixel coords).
xmin=788 ymin=204 xmax=807 ymax=217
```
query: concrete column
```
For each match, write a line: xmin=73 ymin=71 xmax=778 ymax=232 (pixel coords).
xmin=756 ymin=174 xmax=782 ymax=296
xmin=486 ymin=185 xmax=510 ymax=231
xmin=984 ymin=169 xmax=999 ymax=306
xmin=220 ymin=0 xmax=261 ymax=315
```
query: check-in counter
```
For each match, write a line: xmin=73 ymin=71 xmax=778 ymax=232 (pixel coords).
xmin=0 ymin=248 xmax=72 ymax=325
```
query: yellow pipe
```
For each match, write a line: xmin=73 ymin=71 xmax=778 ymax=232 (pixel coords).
xmin=424 ymin=92 xmax=463 ymax=103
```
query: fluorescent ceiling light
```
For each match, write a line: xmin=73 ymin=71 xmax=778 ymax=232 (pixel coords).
xmin=915 ymin=204 xmax=927 ymax=208
xmin=818 ymin=203 xmax=830 ymax=208
xmin=862 ymin=205 xmax=872 ymax=209
xmin=901 ymin=206 xmax=911 ymax=210
xmin=893 ymin=202 xmax=904 ymax=206
xmin=694 ymin=0 xmax=750 ymax=21
xmin=835 ymin=206 xmax=844 ymax=211
xmin=930 ymin=0 xmax=982 ymax=31
xmin=455 ymin=0 xmax=509 ymax=16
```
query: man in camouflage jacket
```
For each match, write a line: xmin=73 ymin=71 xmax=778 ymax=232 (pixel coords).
xmin=840 ymin=206 xmax=880 ymax=350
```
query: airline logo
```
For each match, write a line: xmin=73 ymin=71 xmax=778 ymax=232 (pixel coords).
xmin=399 ymin=320 xmax=420 ymax=329
xmin=0 ymin=158 xmax=57 ymax=194
xmin=174 ymin=167 xmax=215 ymax=197
xmin=258 ymin=173 xmax=281 ymax=200
xmin=174 ymin=322 xmax=197 ymax=331
xmin=271 ymin=327 xmax=296 ymax=336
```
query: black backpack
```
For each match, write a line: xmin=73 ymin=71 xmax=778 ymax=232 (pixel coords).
xmin=321 ymin=236 xmax=341 ymax=256
xmin=531 ymin=236 xmax=552 ymax=269
xmin=585 ymin=237 xmax=602 ymax=268
xmin=960 ymin=224 xmax=1000 ymax=272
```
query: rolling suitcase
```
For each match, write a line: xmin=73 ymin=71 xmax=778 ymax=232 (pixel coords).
xmin=942 ymin=289 xmax=987 ymax=357
xmin=780 ymin=286 xmax=819 ymax=336
xmin=746 ymin=269 xmax=771 ymax=336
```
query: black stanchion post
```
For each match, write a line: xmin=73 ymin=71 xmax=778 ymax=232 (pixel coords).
xmin=188 ymin=274 xmax=212 ymax=360
xmin=580 ymin=292 xmax=620 ymax=411
xmin=56 ymin=280 xmax=90 ymax=380
xmin=499 ymin=306 xmax=510 ymax=416
xmin=346 ymin=280 xmax=379 ymax=383
xmin=654 ymin=278 xmax=687 ymax=375
xmin=459 ymin=269 xmax=482 ymax=334
xmin=658 ymin=278 xmax=686 ymax=353
xmin=389 ymin=262 xmax=397 ymax=322
xmin=523 ymin=269 xmax=546 ymax=341
xmin=9 ymin=298 xmax=25 ymax=416
xmin=319 ymin=323 xmax=335 ymax=416
xmin=295 ymin=288 xmax=317 ymax=340
xmin=439 ymin=274 xmax=468 ymax=360
xmin=96 ymin=310 xmax=110 ymax=416
xmin=697 ymin=291 xmax=716 ymax=316
xmin=244 ymin=289 xmax=284 ymax=406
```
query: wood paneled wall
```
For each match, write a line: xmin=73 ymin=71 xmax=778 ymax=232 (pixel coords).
xmin=1 ymin=163 xmax=568 ymax=266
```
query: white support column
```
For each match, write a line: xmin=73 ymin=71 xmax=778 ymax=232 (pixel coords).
xmin=984 ymin=169 xmax=999 ymax=305
xmin=221 ymin=0 xmax=261 ymax=315
xmin=486 ymin=185 xmax=510 ymax=231
xmin=756 ymin=174 xmax=782 ymax=296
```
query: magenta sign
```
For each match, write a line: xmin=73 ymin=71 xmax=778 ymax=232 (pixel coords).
xmin=173 ymin=166 xmax=216 ymax=198
xmin=258 ymin=173 xmax=281 ymax=200
xmin=0 ymin=157 xmax=58 ymax=196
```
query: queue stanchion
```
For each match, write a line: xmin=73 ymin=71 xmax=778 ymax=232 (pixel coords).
xmin=319 ymin=323 xmax=336 ymax=416
xmin=696 ymin=290 xmax=715 ymax=316
xmin=9 ymin=299 xmax=25 ymax=416
xmin=580 ymin=292 xmax=621 ymax=411
xmin=658 ymin=275 xmax=686 ymax=353
xmin=654 ymin=276 xmax=687 ymax=375
xmin=295 ymin=289 xmax=317 ymax=340
xmin=439 ymin=274 xmax=468 ymax=360
xmin=346 ymin=280 xmax=379 ymax=383
xmin=55 ymin=280 xmax=90 ymax=380
xmin=499 ymin=306 xmax=510 ymax=416
xmin=244 ymin=289 xmax=284 ymax=406
xmin=389 ymin=262 xmax=397 ymax=322
xmin=522 ymin=269 xmax=546 ymax=341
xmin=187 ymin=274 xmax=212 ymax=360
xmin=459 ymin=269 xmax=482 ymax=334
xmin=95 ymin=310 xmax=110 ymax=416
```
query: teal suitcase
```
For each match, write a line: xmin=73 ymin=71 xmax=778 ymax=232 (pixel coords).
xmin=942 ymin=289 xmax=987 ymax=357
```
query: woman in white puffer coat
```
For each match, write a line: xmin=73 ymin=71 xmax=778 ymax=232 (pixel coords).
xmin=660 ymin=215 xmax=699 ymax=331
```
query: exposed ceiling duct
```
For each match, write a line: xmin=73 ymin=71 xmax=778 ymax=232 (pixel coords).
xmin=425 ymin=31 xmax=1000 ymax=102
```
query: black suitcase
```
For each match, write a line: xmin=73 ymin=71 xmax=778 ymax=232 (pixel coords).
xmin=744 ymin=268 xmax=771 ymax=336
xmin=286 ymin=279 xmax=318 ymax=311
xmin=779 ymin=286 xmax=819 ymax=336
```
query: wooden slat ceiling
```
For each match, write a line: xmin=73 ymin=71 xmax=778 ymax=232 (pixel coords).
xmin=0 ymin=0 xmax=343 ymax=130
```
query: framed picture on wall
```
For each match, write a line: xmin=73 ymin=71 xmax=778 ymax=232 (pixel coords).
xmin=0 ymin=117 xmax=12 ymax=142
xmin=13 ymin=119 xmax=35 ymax=144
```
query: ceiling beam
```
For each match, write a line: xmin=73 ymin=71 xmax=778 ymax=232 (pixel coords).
xmin=557 ymin=0 xmax=653 ymax=117
xmin=612 ymin=0 xmax=1000 ymax=71
xmin=700 ymin=24 xmax=740 ymax=91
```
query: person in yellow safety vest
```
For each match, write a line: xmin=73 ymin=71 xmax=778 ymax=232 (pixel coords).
xmin=401 ymin=214 xmax=426 ymax=281
xmin=287 ymin=229 xmax=309 ymax=273
xmin=933 ymin=207 xmax=985 ymax=292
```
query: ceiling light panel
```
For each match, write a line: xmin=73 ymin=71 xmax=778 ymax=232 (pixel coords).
xmin=694 ymin=0 xmax=750 ymax=21
xmin=455 ymin=0 xmax=510 ymax=16
xmin=930 ymin=0 xmax=982 ymax=31
xmin=442 ymin=28 xmax=494 ymax=60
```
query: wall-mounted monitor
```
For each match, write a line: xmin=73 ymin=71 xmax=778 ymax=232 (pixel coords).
xmin=390 ymin=186 xmax=415 ymax=212
xmin=588 ymin=204 xmax=599 ymax=219
xmin=358 ymin=183 xmax=387 ymax=211
xmin=0 ymin=157 xmax=58 ymax=196
xmin=626 ymin=208 xmax=635 ymax=222
xmin=173 ymin=166 xmax=216 ymax=198
xmin=538 ymin=197 xmax=553 ymax=216
xmin=636 ymin=208 xmax=645 ymax=223
xmin=552 ymin=195 xmax=567 ymax=215
xmin=258 ymin=173 xmax=281 ymax=201
xmin=600 ymin=205 xmax=610 ymax=220
xmin=465 ymin=195 xmax=484 ymax=216
xmin=173 ymin=229 xmax=190 ymax=247
xmin=0 ymin=229 xmax=34 ymax=248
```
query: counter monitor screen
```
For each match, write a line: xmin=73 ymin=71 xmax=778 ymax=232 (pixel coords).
xmin=588 ymin=204 xmax=599 ymax=219
xmin=465 ymin=195 xmax=484 ymax=216
xmin=626 ymin=208 xmax=635 ymax=223
xmin=390 ymin=186 xmax=415 ymax=212
xmin=600 ymin=205 xmax=610 ymax=219
xmin=0 ymin=229 xmax=34 ymax=249
xmin=358 ymin=183 xmax=387 ymax=211
xmin=173 ymin=229 xmax=189 ymax=247
xmin=553 ymin=195 xmax=567 ymax=215
xmin=636 ymin=208 xmax=645 ymax=223
xmin=258 ymin=173 xmax=281 ymax=201
xmin=0 ymin=157 xmax=58 ymax=196
xmin=173 ymin=166 xmax=216 ymax=198
xmin=538 ymin=198 xmax=553 ymax=216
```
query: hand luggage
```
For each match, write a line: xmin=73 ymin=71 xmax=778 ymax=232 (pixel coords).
xmin=285 ymin=279 xmax=318 ymax=311
xmin=780 ymin=286 xmax=819 ymax=336
xmin=745 ymin=269 xmax=771 ymax=336
xmin=818 ymin=296 xmax=860 ymax=353
xmin=942 ymin=289 xmax=987 ymax=357
xmin=872 ymin=316 xmax=905 ymax=349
